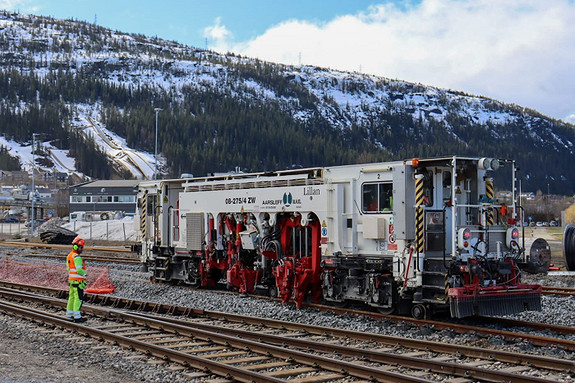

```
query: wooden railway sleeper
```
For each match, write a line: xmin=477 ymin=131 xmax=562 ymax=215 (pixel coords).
xmin=0 ymin=301 xmax=286 ymax=383
xmin=133 ymin=311 xmax=572 ymax=383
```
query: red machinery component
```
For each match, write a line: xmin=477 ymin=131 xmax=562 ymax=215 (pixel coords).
xmin=273 ymin=258 xmax=294 ymax=304
xmin=227 ymin=262 xmax=261 ymax=294
xmin=448 ymin=258 xmax=542 ymax=318
xmin=197 ymin=216 xmax=228 ymax=288
xmin=449 ymin=283 xmax=542 ymax=318
xmin=223 ymin=214 xmax=261 ymax=293
xmin=272 ymin=214 xmax=322 ymax=307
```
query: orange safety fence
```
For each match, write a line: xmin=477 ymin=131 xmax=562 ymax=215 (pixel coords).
xmin=0 ymin=259 xmax=116 ymax=294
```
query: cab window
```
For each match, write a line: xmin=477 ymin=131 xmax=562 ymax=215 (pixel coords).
xmin=362 ymin=183 xmax=393 ymax=213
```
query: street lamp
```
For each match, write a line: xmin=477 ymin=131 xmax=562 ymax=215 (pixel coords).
xmin=154 ymin=108 xmax=162 ymax=180
xmin=30 ymin=133 xmax=39 ymax=235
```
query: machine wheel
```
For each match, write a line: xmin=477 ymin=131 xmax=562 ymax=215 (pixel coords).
xmin=268 ymin=285 xmax=278 ymax=298
xmin=377 ymin=306 xmax=396 ymax=315
xmin=525 ymin=238 xmax=551 ymax=273
xmin=564 ymin=224 xmax=575 ymax=271
xmin=332 ymin=300 xmax=349 ymax=308
xmin=411 ymin=304 xmax=427 ymax=319
xmin=100 ymin=212 xmax=109 ymax=220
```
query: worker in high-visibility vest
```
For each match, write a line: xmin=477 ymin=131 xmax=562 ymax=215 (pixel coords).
xmin=66 ymin=237 xmax=87 ymax=322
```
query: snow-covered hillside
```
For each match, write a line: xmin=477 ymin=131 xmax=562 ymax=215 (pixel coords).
xmin=0 ymin=11 xmax=574 ymax=192
xmin=0 ymin=107 xmax=165 ymax=180
xmin=70 ymin=105 xmax=165 ymax=180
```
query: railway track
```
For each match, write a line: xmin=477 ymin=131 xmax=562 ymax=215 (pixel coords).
xmin=301 ymin=301 xmax=575 ymax=345
xmin=0 ymin=241 xmax=138 ymax=264
xmin=1 ymin=248 xmax=575 ymax=349
xmin=1 ymin=244 xmax=573 ymax=345
xmin=0 ymin=285 xmax=572 ymax=383
xmin=7 ymin=251 xmax=140 ymax=264
xmin=3 ymin=241 xmax=573 ymax=294
xmin=0 ymin=240 xmax=134 ymax=253
xmin=1 ymin=242 xmax=574 ymax=352
xmin=542 ymin=285 xmax=575 ymax=297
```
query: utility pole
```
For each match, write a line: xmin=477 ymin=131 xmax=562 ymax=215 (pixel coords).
xmin=31 ymin=133 xmax=39 ymax=236
xmin=154 ymin=108 xmax=162 ymax=180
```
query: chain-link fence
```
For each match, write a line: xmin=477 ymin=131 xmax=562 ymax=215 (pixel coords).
xmin=67 ymin=220 xmax=136 ymax=242
xmin=0 ymin=218 xmax=137 ymax=242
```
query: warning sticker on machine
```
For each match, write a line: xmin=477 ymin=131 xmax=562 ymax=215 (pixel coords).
xmin=388 ymin=217 xmax=397 ymax=250
xmin=321 ymin=220 xmax=328 ymax=244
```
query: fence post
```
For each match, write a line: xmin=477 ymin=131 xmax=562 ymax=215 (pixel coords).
xmin=106 ymin=222 xmax=109 ymax=242
xmin=90 ymin=221 xmax=92 ymax=240
xmin=123 ymin=223 xmax=126 ymax=242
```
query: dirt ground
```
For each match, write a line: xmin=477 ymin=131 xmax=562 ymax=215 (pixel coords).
xmin=0 ymin=318 xmax=144 ymax=383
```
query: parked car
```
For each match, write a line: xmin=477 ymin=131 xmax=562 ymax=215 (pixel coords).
xmin=550 ymin=221 xmax=559 ymax=227
xmin=2 ymin=216 xmax=19 ymax=223
xmin=24 ymin=219 xmax=45 ymax=228
xmin=535 ymin=221 xmax=543 ymax=227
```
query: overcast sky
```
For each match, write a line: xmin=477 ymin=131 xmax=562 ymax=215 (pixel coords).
xmin=2 ymin=0 xmax=575 ymax=124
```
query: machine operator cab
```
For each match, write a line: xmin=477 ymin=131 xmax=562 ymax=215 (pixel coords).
xmin=408 ymin=156 xmax=522 ymax=261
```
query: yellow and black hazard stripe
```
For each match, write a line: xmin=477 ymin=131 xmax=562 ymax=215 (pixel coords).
xmin=140 ymin=190 xmax=148 ymax=239
xmin=485 ymin=178 xmax=494 ymax=225
xmin=441 ymin=275 xmax=450 ymax=301
xmin=415 ymin=175 xmax=424 ymax=254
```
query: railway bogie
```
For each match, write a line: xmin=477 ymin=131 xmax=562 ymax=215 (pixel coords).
xmin=135 ymin=156 xmax=545 ymax=318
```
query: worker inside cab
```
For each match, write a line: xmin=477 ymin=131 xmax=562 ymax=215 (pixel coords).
xmin=363 ymin=183 xmax=393 ymax=213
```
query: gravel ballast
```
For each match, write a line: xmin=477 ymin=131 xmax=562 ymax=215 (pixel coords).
xmin=1 ymin=247 xmax=574 ymax=382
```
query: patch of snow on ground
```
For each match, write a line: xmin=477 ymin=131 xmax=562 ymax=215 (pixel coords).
xmin=61 ymin=216 xmax=138 ymax=242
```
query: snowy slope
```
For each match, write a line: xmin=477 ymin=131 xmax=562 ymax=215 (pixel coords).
xmin=71 ymin=106 xmax=164 ymax=179
xmin=0 ymin=136 xmax=76 ymax=176
xmin=0 ymin=11 xmax=574 ymax=190
xmin=0 ymin=108 xmax=164 ymax=180
xmin=0 ymin=11 xmax=547 ymax=136
xmin=0 ymin=115 xmax=164 ymax=180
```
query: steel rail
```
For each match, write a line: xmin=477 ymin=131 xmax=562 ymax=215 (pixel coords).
xmin=9 ymin=252 xmax=140 ymax=264
xmin=117 ymin=311 xmax=435 ymax=383
xmin=134 ymin=311 xmax=569 ymax=383
xmin=542 ymin=286 xmax=575 ymax=296
xmin=0 ymin=300 xmax=286 ymax=383
xmin=1 ymin=284 xmax=573 ymax=375
xmin=303 ymin=303 xmax=575 ymax=349
xmin=0 ymin=294 xmax=433 ymax=383
xmin=477 ymin=315 xmax=575 ymax=336
xmin=0 ymin=241 xmax=133 ymax=253
xmin=0 ymin=281 xmax=575 ymax=371
xmin=171 ymin=310 xmax=575 ymax=372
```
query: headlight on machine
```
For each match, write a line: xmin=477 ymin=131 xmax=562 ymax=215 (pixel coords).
xmin=506 ymin=227 xmax=519 ymax=248
xmin=457 ymin=227 xmax=471 ymax=250
xmin=478 ymin=157 xmax=500 ymax=171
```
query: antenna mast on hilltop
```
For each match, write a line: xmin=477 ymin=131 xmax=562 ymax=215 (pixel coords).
xmin=94 ymin=14 xmax=97 ymax=25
